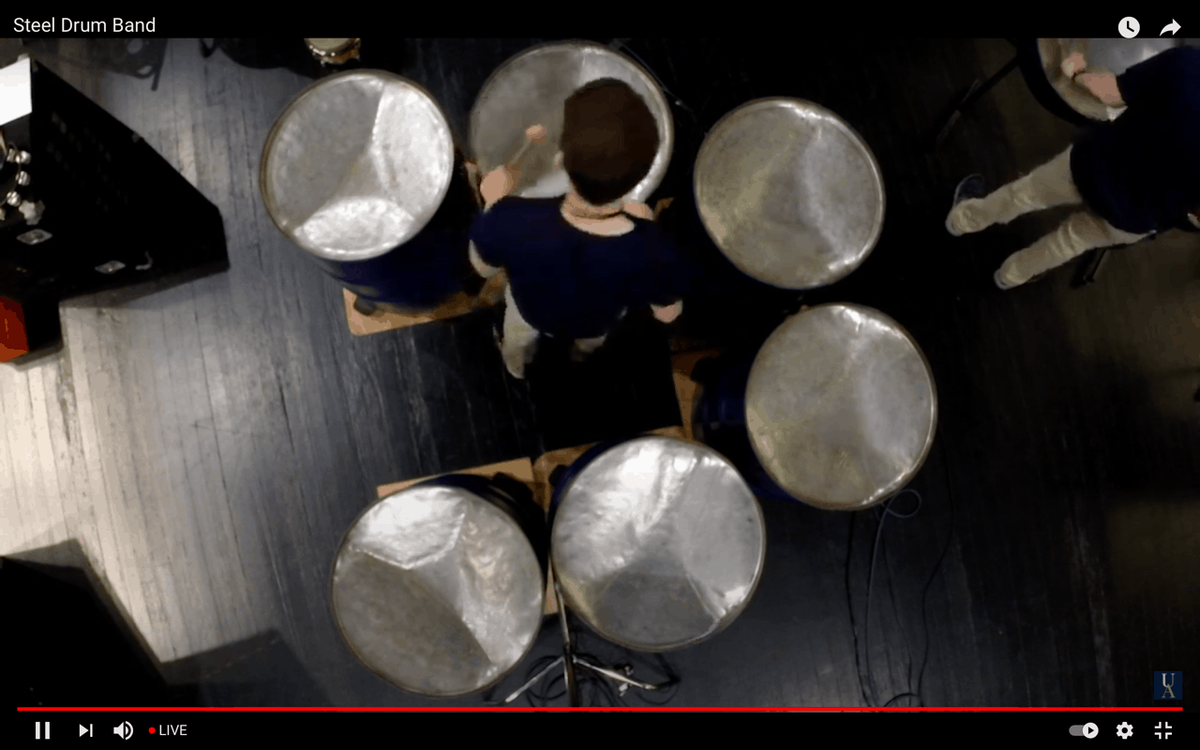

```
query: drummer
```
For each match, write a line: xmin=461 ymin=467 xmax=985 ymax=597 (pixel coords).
xmin=467 ymin=78 xmax=690 ymax=379
xmin=946 ymin=45 xmax=1200 ymax=289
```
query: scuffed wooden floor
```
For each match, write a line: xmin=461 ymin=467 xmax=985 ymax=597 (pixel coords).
xmin=2 ymin=38 xmax=1197 ymax=709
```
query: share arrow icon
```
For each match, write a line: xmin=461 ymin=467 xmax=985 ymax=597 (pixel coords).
xmin=1161 ymin=19 xmax=1181 ymax=36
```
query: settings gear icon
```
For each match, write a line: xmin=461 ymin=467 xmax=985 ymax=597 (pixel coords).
xmin=1116 ymin=722 xmax=1134 ymax=739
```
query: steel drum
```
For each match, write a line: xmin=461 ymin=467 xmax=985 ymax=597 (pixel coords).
xmin=261 ymin=70 xmax=478 ymax=310
xmin=1036 ymin=38 xmax=1185 ymax=122
xmin=693 ymin=98 xmax=885 ymax=291
xmin=469 ymin=41 xmax=673 ymax=202
xmin=330 ymin=475 xmax=547 ymax=697
xmin=550 ymin=435 xmax=765 ymax=652
xmin=305 ymin=38 xmax=361 ymax=65
xmin=695 ymin=303 xmax=937 ymax=510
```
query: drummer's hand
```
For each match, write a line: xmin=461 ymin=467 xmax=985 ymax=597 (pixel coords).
xmin=651 ymin=300 xmax=683 ymax=323
xmin=1061 ymin=53 xmax=1087 ymax=78
xmin=480 ymin=166 xmax=517 ymax=207
xmin=1077 ymin=72 xmax=1125 ymax=107
xmin=526 ymin=124 xmax=548 ymax=144
xmin=622 ymin=200 xmax=654 ymax=220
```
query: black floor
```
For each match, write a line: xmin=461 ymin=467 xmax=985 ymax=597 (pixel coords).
xmin=3 ymin=38 xmax=1198 ymax=710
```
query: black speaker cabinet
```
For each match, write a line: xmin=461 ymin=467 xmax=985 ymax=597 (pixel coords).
xmin=3 ymin=557 xmax=200 ymax=708
xmin=0 ymin=55 xmax=228 ymax=363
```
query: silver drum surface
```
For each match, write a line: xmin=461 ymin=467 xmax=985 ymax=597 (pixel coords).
xmin=469 ymin=41 xmax=673 ymax=202
xmin=330 ymin=484 xmax=546 ymax=697
xmin=261 ymin=70 xmax=455 ymax=260
xmin=551 ymin=436 xmax=766 ymax=652
xmin=305 ymin=38 xmax=361 ymax=64
xmin=1038 ymin=38 xmax=1183 ymax=121
xmin=694 ymin=98 xmax=885 ymax=290
xmin=746 ymin=304 xmax=937 ymax=510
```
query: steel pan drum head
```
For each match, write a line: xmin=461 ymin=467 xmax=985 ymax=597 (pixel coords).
xmin=694 ymin=98 xmax=885 ymax=290
xmin=261 ymin=71 xmax=454 ymax=260
xmin=551 ymin=436 xmax=765 ymax=652
xmin=1039 ymin=39 xmax=1182 ymax=121
xmin=307 ymin=38 xmax=354 ymax=51
xmin=330 ymin=484 xmax=545 ymax=697
xmin=746 ymin=304 xmax=937 ymax=510
xmin=469 ymin=41 xmax=673 ymax=202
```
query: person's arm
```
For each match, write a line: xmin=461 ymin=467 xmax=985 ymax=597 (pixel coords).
xmin=646 ymin=231 xmax=689 ymax=324
xmin=1080 ymin=46 xmax=1200 ymax=110
xmin=478 ymin=124 xmax=548 ymax=209
xmin=1061 ymin=52 xmax=1125 ymax=107
xmin=469 ymin=240 xmax=502 ymax=279
xmin=479 ymin=167 xmax=518 ymax=210
xmin=651 ymin=300 xmax=683 ymax=323
xmin=467 ymin=202 xmax=505 ymax=279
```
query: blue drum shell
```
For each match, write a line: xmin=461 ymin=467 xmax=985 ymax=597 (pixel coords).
xmin=314 ymin=156 xmax=479 ymax=310
xmin=692 ymin=355 xmax=797 ymax=503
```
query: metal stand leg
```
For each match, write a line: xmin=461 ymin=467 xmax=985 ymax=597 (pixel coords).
xmin=1071 ymin=247 xmax=1110 ymax=288
xmin=932 ymin=54 xmax=1020 ymax=150
xmin=553 ymin=569 xmax=583 ymax=706
xmin=492 ymin=567 xmax=673 ymax=706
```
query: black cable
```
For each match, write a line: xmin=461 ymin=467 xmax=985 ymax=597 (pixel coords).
xmin=626 ymin=653 xmax=682 ymax=706
xmin=845 ymin=511 xmax=873 ymax=707
xmin=864 ymin=491 xmax=921 ymax=707
xmin=574 ymin=629 xmax=682 ymax=706
xmin=608 ymin=39 xmax=707 ymax=133
xmin=846 ymin=486 xmax=955 ymax=709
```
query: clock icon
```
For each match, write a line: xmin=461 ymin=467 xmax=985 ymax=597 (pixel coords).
xmin=1119 ymin=17 xmax=1140 ymax=38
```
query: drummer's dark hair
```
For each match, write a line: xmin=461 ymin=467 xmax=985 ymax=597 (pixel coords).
xmin=561 ymin=78 xmax=660 ymax=206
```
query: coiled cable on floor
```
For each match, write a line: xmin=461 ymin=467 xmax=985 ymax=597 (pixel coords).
xmin=846 ymin=487 xmax=955 ymax=708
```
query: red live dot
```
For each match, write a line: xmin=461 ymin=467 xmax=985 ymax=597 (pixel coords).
xmin=150 ymin=727 xmax=155 ymax=734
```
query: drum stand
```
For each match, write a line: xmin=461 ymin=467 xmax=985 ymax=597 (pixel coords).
xmin=493 ymin=567 xmax=670 ymax=706
xmin=931 ymin=39 xmax=1021 ymax=150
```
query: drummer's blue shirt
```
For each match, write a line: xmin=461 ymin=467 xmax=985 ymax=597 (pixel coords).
xmin=469 ymin=197 xmax=689 ymax=339
xmin=1070 ymin=46 xmax=1200 ymax=235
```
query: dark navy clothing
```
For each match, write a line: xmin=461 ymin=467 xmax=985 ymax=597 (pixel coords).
xmin=469 ymin=197 xmax=689 ymax=339
xmin=1070 ymin=46 xmax=1200 ymax=235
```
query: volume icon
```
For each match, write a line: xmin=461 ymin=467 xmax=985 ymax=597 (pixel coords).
xmin=114 ymin=721 xmax=133 ymax=740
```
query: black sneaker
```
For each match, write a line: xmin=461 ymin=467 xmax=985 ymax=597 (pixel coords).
xmin=947 ymin=174 xmax=986 ymax=236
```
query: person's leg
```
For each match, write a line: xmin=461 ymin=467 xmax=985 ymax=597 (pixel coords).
xmin=948 ymin=147 xmax=1080 ymax=235
xmin=994 ymin=210 xmax=1149 ymax=289
xmin=501 ymin=286 xmax=540 ymax=379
